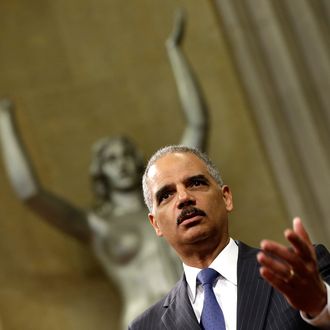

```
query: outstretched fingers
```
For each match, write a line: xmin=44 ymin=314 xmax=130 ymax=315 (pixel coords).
xmin=259 ymin=239 xmax=308 ymax=278
xmin=257 ymin=217 xmax=327 ymax=316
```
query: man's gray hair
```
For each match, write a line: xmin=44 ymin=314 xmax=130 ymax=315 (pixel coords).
xmin=142 ymin=145 xmax=224 ymax=212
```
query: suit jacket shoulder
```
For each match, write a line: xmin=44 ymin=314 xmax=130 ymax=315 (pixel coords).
xmin=128 ymin=273 xmax=200 ymax=330
xmin=128 ymin=280 xmax=179 ymax=330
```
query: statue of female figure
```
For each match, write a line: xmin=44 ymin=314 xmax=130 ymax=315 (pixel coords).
xmin=0 ymin=10 xmax=209 ymax=329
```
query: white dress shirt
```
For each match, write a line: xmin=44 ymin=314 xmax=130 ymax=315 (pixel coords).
xmin=184 ymin=238 xmax=238 ymax=330
xmin=183 ymin=238 xmax=330 ymax=329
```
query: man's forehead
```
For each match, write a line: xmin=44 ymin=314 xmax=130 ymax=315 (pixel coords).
xmin=151 ymin=152 xmax=204 ymax=169
xmin=147 ymin=152 xmax=208 ymax=186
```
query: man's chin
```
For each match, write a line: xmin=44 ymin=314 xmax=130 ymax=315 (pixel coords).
xmin=180 ymin=225 xmax=211 ymax=245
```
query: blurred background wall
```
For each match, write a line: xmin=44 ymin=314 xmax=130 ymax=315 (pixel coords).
xmin=0 ymin=0 xmax=328 ymax=329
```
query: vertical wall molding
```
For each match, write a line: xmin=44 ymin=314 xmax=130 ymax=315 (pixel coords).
xmin=212 ymin=0 xmax=330 ymax=244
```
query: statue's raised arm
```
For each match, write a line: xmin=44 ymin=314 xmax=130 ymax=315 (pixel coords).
xmin=0 ymin=11 xmax=211 ymax=327
xmin=0 ymin=99 xmax=90 ymax=243
xmin=166 ymin=9 xmax=209 ymax=152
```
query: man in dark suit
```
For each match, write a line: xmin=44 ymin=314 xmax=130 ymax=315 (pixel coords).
xmin=129 ymin=145 xmax=330 ymax=329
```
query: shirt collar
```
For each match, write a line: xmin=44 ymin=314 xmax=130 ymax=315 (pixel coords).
xmin=183 ymin=238 xmax=238 ymax=302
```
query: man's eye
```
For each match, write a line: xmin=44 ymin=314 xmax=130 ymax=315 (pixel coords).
xmin=159 ymin=192 xmax=172 ymax=204
xmin=192 ymin=180 xmax=202 ymax=186
xmin=190 ymin=179 xmax=206 ymax=187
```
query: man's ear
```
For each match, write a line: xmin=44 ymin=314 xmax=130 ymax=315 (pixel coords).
xmin=221 ymin=185 xmax=234 ymax=212
xmin=148 ymin=213 xmax=163 ymax=237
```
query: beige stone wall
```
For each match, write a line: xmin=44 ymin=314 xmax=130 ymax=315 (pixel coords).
xmin=0 ymin=0 xmax=288 ymax=329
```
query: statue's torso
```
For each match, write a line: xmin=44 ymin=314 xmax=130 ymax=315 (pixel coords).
xmin=88 ymin=206 xmax=182 ymax=326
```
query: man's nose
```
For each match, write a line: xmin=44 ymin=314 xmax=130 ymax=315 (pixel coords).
xmin=177 ymin=188 xmax=196 ymax=209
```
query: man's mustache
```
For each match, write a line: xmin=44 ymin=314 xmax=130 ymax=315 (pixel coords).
xmin=176 ymin=206 xmax=206 ymax=225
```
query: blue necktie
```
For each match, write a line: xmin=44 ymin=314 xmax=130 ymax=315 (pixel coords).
xmin=197 ymin=268 xmax=226 ymax=330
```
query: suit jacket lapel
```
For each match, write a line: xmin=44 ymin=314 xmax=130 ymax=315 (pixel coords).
xmin=161 ymin=275 xmax=201 ymax=330
xmin=236 ymin=241 xmax=272 ymax=330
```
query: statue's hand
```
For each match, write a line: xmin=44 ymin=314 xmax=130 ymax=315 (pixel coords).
xmin=0 ymin=98 xmax=14 ymax=112
xmin=166 ymin=8 xmax=185 ymax=49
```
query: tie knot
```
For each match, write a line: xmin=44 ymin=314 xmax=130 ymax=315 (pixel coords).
xmin=197 ymin=268 xmax=219 ymax=286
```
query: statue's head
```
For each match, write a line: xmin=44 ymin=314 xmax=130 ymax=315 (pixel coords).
xmin=90 ymin=136 xmax=144 ymax=201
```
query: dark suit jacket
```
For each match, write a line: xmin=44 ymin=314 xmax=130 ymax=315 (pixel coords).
xmin=128 ymin=241 xmax=330 ymax=330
